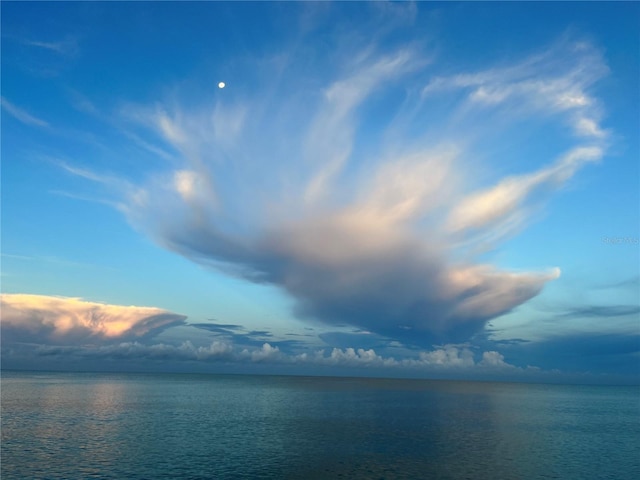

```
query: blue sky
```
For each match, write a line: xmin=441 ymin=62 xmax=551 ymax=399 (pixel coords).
xmin=2 ymin=2 xmax=638 ymax=383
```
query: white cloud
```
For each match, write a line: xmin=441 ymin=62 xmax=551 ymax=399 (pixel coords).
xmin=174 ymin=170 xmax=198 ymax=201
xmin=423 ymin=38 xmax=608 ymax=142
xmin=447 ymin=145 xmax=602 ymax=237
xmin=575 ymin=117 xmax=607 ymax=138
xmin=303 ymin=49 xmax=419 ymax=204
xmin=416 ymin=345 xmax=475 ymax=368
xmin=21 ymin=36 xmax=79 ymax=56
xmin=28 ymin=338 xmax=519 ymax=372
xmin=245 ymin=342 xmax=284 ymax=362
xmin=480 ymin=351 xmax=511 ymax=368
xmin=1 ymin=97 xmax=49 ymax=128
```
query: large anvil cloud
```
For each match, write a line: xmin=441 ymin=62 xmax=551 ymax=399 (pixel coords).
xmin=75 ymin=33 xmax=607 ymax=346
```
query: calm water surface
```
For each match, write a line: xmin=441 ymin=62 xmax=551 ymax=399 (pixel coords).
xmin=2 ymin=371 xmax=639 ymax=479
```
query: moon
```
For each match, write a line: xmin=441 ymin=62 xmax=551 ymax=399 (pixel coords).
xmin=218 ymin=82 xmax=225 ymax=89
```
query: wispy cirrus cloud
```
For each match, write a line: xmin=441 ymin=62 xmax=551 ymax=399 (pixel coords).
xmin=58 ymin=27 xmax=610 ymax=347
xmin=558 ymin=305 xmax=640 ymax=319
xmin=2 ymin=32 xmax=80 ymax=79
xmin=17 ymin=35 xmax=79 ymax=57
xmin=422 ymin=39 xmax=608 ymax=137
xmin=447 ymin=146 xmax=603 ymax=243
xmin=1 ymin=97 xmax=49 ymax=128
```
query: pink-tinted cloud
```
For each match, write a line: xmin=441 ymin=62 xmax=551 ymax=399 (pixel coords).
xmin=1 ymin=294 xmax=186 ymax=345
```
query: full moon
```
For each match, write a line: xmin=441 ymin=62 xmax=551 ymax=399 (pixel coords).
xmin=218 ymin=82 xmax=225 ymax=89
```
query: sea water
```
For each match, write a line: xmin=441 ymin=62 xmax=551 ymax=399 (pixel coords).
xmin=1 ymin=371 xmax=638 ymax=479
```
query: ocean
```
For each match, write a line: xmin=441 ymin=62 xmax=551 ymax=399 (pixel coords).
xmin=1 ymin=371 xmax=638 ymax=479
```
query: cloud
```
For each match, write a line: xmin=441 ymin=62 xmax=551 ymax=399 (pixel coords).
xmin=494 ymin=332 xmax=640 ymax=376
xmin=189 ymin=322 xmax=308 ymax=353
xmin=1 ymin=97 xmax=49 ymax=128
xmin=20 ymin=36 xmax=79 ymax=56
xmin=0 ymin=292 xmax=522 ymax=373
xmin=23 ymin=339 xmax=519 ymax=373
xmin=447 ymin=147 xmax=602 ymax=236
xmin=0 ymin=294 xmax=186 ymax=345
xmin=594 ymin=276 xmax=640 ymax=291
xmin=318 ymin=331 xmax=391 ymax=350
xmin=558 ymin=305 xmax=640 ymax=319
xmin=190 ymin=322 xmax=245 ymax=335
xmin=302 ymin=48 xmax=421 ymax=204
xmin=245 ymin=342 xmax=284 ymax=362
xmin=8 ymin=292 xmax=624 ymax=379
xmin=62 ymin=28 xmax=609 ymax=347
xmin=479 ymin=351 xmax=511 ymax=368
xmin=422 ymin=38 xmax=608 ymax=140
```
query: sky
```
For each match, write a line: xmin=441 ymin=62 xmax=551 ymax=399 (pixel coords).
xmin=1 ymin=1 xmax=638 ymax=384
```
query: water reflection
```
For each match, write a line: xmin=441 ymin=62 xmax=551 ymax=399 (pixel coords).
xmin=2 ymin=372 xmax=639 ymax=479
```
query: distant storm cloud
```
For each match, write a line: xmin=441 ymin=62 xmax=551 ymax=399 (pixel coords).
xmin=0 ymin=294 xmax=186 ymax=345
xmin=66 ymin=22 xmax=609 ymax=346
